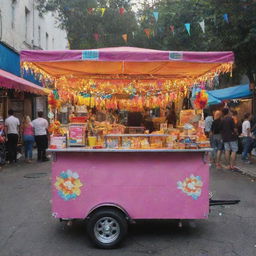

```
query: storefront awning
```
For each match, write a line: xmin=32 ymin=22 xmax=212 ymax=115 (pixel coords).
xmin=0 ymin=69 xmax=47 ymax=95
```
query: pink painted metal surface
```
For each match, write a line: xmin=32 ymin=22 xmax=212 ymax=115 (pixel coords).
xmin=21 ymin=47 xmax=234 ymax=63
xmin=52 ymin=152 xmax=209 ymax=220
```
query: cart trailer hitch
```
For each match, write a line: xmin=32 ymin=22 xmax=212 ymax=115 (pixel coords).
xmin=209 ymin=199 xmax=240 ymax=206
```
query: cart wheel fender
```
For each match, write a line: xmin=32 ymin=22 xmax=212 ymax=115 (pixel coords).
xmin=86 ymin=203 xmax=131 ymax=222
xmin=86 ymin=207 xmax=128 ymax=249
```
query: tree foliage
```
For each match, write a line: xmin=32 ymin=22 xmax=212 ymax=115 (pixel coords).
xmin=37 ymin=0 xmax=256 ymax=82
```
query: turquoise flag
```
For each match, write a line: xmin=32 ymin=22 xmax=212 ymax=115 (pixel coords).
xmin=153 ymin=11 xmax=159 ymax=22
xmin=185 ymin=23 xmax=191 ymax=35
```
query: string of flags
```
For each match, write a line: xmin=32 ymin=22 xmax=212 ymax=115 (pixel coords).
xmin=63 ymin=6 xmax=231 ymax=42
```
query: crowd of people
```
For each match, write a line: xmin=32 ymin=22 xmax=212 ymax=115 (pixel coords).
xmin=0 ymin=110 xmax=49 ymax=168
xmin=205 ymin=108 xmax=256 ymax=171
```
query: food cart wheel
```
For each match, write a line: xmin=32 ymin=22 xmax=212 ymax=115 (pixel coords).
xmin=87 ymin=208 xmax=128 ymax=249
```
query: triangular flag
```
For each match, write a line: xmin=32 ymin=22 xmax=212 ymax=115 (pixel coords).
xmin=122 ymin=34 xmax=128 ymax=43
xmin=153 ymin=11 xmax=159 ymax=22
xmin=170 ymin=25 xmax=175 ymax=35
xmin=185 ymin=23 xmax=190 ymax=35
xmin=101 ymin=8 xmax=106 ymax=16
xmin=144 ymin=28 xmax=151 ymax=38
xmin=87 ymin=8 xmax=94 ymax=14
xmin=93 ymin=33 xmax=99 ymax=41
xmin=223 ymin=13 xmax=229 ymax=23
xmin=132 ymin=32 xmax=135 ymax=39
xmin=199 ymin=20 xmax=205 ymax=33
xmin=119 ymin=7 xmax=125 ymax=15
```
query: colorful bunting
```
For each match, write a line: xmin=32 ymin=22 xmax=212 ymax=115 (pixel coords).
xmin=119 ymin=7 xmax=125 ymax=15
xmin=153 ymin=11 xmax=159 ymax=22
xmin=223 ymin=13 xmax=229 ymax=23
xmin=122 ymin=34 xmax=128 ymax=43
xmin=101 ymin=8 xmax=106 ymax=16
xmin=185 ymin=23 xmax=191 ymax=35
xmin=199 ymin=20 xmax=205 ymax=33
xmin=144 ymin=28 xmax=151 ymax=39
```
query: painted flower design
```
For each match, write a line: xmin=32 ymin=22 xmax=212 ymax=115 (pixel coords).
xmin=55 ymin=170 xmax=83 ymax=201
xmin=177 ymin=175 xmax=203 ymax=200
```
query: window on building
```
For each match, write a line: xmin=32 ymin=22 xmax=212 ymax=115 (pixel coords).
xmin=11 ymin=0 xmax=17 ymax=29
xmin=46 ymin=32 xmax=49 ymax=49
xmin=38 ymin=26 xmax=41 ymax=47
xmin=25 ymin=7 xmax=30 ymax=42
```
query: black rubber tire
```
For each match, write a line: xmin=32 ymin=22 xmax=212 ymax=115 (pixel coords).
xmin=87 ymin=208 xmax=128 ymax=249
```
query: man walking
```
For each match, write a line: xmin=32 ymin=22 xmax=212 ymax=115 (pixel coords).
xmin=220 ymin=108 xmax=239 ymax=170
xmin=5 ymin=109 xmax=20 ymax=163
xmin=32 ymin=111 xmax=49 ymax=162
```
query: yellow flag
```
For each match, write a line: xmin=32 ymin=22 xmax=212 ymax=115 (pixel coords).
xmin=101 ymin=8 xmax=106 ymax=16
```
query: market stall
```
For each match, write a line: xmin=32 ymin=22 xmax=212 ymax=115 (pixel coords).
xmin=21 ymin=47 xmax=234 ymax=248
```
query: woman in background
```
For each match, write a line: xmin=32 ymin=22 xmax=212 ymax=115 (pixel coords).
xmin=22 ymin=116 xmax=35 ymax=163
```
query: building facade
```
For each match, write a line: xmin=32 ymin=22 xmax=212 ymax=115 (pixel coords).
xmin=0 ymin=0 xmax=68 ymax=121
xmin=0 ymin=0 xmax=68 ymax=51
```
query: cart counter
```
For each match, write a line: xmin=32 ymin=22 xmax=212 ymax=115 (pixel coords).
xmin=48 ymin=148 xmax=212 ymax=220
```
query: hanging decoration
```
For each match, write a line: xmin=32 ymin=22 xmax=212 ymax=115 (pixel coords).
xmin=185 ymin=23 xmax=191 ymax=35
xmin=153 ymin=11 xmax=159 ymax=22
xmin=194 ymin=90 xmax=208 ymax=109
xmin=223 ymin=13 xmax=229 ymax=23
xmin=119 ymin=7 xmax=125 ymax=15
xmin=144 ymin=28 xmax=151 ymax=38
xmin=122 ymin=34 xmax=128 ymax=43
xmin=199 ymin=20 xmax=205 ymax=33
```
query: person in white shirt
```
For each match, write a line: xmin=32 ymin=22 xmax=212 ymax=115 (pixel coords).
xmin=32 ymin=111 xmax=49 ymax=161
xmin=241 ymin=113 xmax=253 ymax=163
xmin=5 ymin=109 xmax=20 ymax=163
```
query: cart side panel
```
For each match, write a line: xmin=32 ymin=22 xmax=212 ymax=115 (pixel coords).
xmin=51 ymin=152 xmax=209 ymax=220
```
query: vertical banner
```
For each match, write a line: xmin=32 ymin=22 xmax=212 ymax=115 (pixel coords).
xmin=199 ymin=20 xmax=205 ymax=33
xmin=153 ymin=11 xmax=159 ymax=22
xmin=185 ymin=23 xmax=191 ymax=35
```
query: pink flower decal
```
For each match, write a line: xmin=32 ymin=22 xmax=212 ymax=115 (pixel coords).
xmin=177 ymin=175 xmax=203 ymax=200
xmin=55 ymin=170 xmax=83 ymax=201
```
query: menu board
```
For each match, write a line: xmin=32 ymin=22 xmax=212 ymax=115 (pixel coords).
xmin=68 ymin=124 xmax=85 ymax=146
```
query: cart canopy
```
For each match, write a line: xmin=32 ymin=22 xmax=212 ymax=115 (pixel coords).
xmin=20 ymin=47 xmax=234 ymax=81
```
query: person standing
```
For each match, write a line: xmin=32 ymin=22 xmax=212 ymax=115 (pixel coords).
xmin=5 ymin=109 xmax=20 ymax=163
xmin=220 ymin=108 xmax=239 ymax=171
xmin=211 ymin=110 xmax=223 ymax=169
xmin=22 ymin=116 xmax=35 ymax=163
xmin=204 ymin=110 xmax=214 ymax=138
xmin=32 ymin=111 xmax=49 ymax=162
xmin=241 ymin=113 xmax=253 ymax=163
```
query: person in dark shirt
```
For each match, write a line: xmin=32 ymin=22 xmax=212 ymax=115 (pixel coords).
xmin=220 ymin=108 xmax=239 ymax=171
xmin=211 ymin=110 xmax=223 ymax=169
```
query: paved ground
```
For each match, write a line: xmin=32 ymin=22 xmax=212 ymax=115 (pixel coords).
xmin=0 ymin=159 xmax=256 ymax=256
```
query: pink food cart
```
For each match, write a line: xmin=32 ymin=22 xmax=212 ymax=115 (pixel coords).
xmin=20 ymin=47 xmax=238 ymax=248
xmin=49 ymin=148 xmax=211 ymax=247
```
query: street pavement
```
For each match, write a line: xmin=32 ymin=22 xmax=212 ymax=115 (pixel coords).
xmin=0 ymin=159 xmax=256 ymax=256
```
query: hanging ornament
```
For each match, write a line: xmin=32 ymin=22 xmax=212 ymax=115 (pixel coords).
xmin=194 ymin=90 xmax=208 ymax=109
